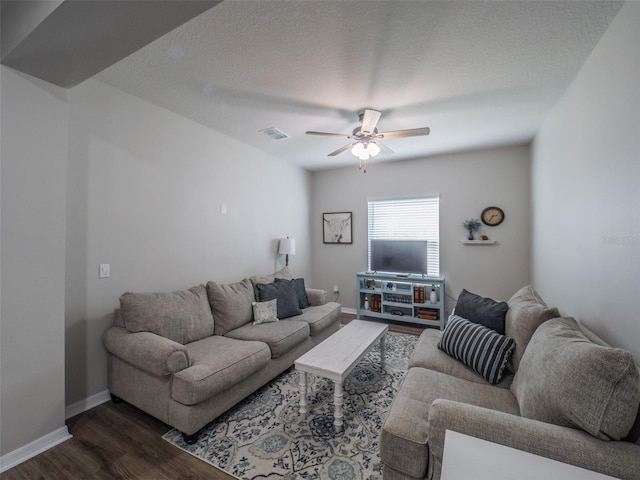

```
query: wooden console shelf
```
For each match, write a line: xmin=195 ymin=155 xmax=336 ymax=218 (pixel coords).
xmin=356 ymin=272 xmax=446 ymax=330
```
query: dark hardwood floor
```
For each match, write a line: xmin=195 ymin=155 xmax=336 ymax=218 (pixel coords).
xmin=3 ymin=314 xmax=424 ymax=479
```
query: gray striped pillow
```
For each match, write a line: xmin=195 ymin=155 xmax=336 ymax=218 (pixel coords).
xmin=438 ymin=315 xmax=516 ymax=384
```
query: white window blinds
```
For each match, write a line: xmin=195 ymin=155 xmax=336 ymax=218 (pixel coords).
xmin=367 ymin=196 xmax=440 ymax=277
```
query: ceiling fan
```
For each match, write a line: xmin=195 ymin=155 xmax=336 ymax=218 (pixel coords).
xmin=306 ymin=109 xmax=430 ymax=172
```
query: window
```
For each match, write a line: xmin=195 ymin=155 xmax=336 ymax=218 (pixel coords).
xmin=367 ymin=196 xmax=440 ymax=277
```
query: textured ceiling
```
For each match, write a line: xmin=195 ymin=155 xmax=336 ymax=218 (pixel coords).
xmin=0 ymin=0 xmax=221 ymax=88
xmin=96 ymin=0 xmax=623 ymax=171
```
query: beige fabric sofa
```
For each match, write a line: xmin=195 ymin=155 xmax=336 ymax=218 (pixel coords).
xmin=103 ymin=268 xmax=341 ymax=442
xmin=381 ymin=285 xmax=640 ymax=480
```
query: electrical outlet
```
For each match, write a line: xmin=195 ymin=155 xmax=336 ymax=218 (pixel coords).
xmin=333 ymin=285 xmax=339 ymax=294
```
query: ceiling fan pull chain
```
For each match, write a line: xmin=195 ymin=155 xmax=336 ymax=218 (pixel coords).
xmin=358 ymin=157 xmax=367 ymax=174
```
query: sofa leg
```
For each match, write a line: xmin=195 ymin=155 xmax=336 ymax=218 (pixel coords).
xmin=110 ymin=393 xmax=123 ymax=403
xmin=183 ymin=431 xmax=201 ymax=445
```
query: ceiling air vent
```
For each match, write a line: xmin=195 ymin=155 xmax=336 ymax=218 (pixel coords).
xmin=259 ymin=127 xmax=289 ymax=140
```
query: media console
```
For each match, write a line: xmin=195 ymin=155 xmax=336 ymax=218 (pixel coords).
xmin=356 ymin=272 xmax=446 ymax=330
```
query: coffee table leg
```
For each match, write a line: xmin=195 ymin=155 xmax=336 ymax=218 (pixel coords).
xmin=380 ymin=334 xmax=386 ymax=369
xmin=333 ymin=380 xmax=343 ymax=432
xmin=299 ymin=371 xmax=308 ymax=415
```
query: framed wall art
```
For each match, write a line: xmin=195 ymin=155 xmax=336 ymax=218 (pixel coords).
xmin=323 ymin=212 xmax=352 ymax=244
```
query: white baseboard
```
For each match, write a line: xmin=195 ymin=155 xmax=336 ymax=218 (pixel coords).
xmin=0 ymin=426 xmax=72 ymax=473
xmin=65 ymin=389 xmax=111 ymax=419
xmin=341 ymin=307 xmax=357 ymax=315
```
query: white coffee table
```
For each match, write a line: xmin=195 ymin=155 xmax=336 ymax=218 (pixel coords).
xmin=295 ymin=319 xmax=388 ymax=432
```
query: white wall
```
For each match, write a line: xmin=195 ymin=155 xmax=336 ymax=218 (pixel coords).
xmin=64 ymin=79 xmax=312 ymax=407
xmin=532 ymin=1 xmax=640 ymax=360
xmin=311 ymin=145 xmax=531 ymax=314
xmin=0 ymin=67 xmax=70 ymax=456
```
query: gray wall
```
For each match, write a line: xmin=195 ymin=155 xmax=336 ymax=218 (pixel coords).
xmin=64 ymin=79 xmax=313 ymax=408
xmin=532 ymin=0 xmax=640 ymax=361
xmin=0 ymin=72 xmax=312 ymax=460
xmin=0 ymin=67 xmax=69 ymax=456
xmin=311 ymin=144 xmax=532 ymax=314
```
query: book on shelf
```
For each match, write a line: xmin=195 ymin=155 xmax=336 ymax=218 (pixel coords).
xmin=417 ymin=308 xmax=439 ymax=320
xmin=413 ymin=285 xmax=426 ymax=303
xmin=370 ymin=294 xmax=382 ymax=312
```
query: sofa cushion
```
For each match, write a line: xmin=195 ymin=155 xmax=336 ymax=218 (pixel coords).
xmin=275 ymin=277 xmax=310 ymax=309
xmin=454 ymin=288 xmax=508 ymax=334
xmin=119 ymin=285 xmax=214 ymax=344
xmin=224 ymin=320 xmax=310 ymax=359
xmin=252 ymin=299 xmax=279 ymax=325
xmin=511 ymin=316 xmax=640 ymax=441
xmin=438 ymin=315 xmax=515 ymax=385
xmin=172 ymin=335 xmax=271 ymax=405
xmin=249 ymin=267 xmax=292 ymax=298
xmin=257 ymin=281 xmax=302 ymax=319
xmin=288 ymin=302 xmax=341 ymax=336
xmin=380 ymin=367 xmax=519 ymax=478
xmin=207 ymin=278 xmax=254 ymax=335
xmin=305 ymin=288 xmax=327 ymax=307
xmin=505 ymin=285 xmax=559 ymax=371
xmin=410 ymin=328 xmax=513 ymax=388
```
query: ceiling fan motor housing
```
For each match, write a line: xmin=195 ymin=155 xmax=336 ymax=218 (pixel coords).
xmin=352 ymin=126 xmax=378 ymax=139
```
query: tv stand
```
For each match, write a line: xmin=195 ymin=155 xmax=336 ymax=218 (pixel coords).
xmin=356 ymin=272 xmax=446 ymax=330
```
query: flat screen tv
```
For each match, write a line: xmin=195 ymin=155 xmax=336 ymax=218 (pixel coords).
xmin=370 ymin=240 xmax=428 ymax=275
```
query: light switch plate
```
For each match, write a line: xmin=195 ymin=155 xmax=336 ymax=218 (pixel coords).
xmin=99 ymin=264 xmax=110 ymax=278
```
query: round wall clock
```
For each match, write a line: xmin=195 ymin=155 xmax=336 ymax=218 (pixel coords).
xmin=481 ymin=206 xmax=505 ymax=226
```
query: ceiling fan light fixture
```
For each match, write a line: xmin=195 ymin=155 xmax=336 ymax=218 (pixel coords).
xmin=351 ymin=141 xmax=380 ymax=160
xmin=368 ymin=142 xmax=381 ymax=156
xmin=351 ymin=142 xmax=365 ymax=157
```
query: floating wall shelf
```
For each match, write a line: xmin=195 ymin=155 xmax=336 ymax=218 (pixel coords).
xmin=461 ymin=240 xmax=497 ymax=245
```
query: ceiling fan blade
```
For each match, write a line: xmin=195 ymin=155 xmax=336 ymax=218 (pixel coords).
xmin=361 ymin=109 xmax=381 ymax=135
xmin=306 ymin=131 xmax=352 ymax=138
xmin=328 ymin=142 xmax=357 ymax=157
xmin=372 ymin=140 xmax=394 ymax=156
xmin=378 ymin=127 xmax=431 ymax=139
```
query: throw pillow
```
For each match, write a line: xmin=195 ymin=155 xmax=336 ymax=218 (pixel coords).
xmin=257 ymin=281 xmax=302 ymax=319
xmin=454 ymin=288 xmax=509 ymax=334
xmin=275 ymin=277 xmax=310 ymax=309
xmin=511 ymin=316 xmax=640 ymax=441
xmin=504 ymin=285 xmax=560 ymax=371
xmin=249 ymin=267 xmax=293 ymax=299
xmin=438 ymin=315 xmax=516 ymax=385
xmin=206 ymin=278 xmax=255 ymax=335
xmin=252 ymin=299 xmax=279 ymax=325
xmin=120 ymin=285 xmax=214 ymax=344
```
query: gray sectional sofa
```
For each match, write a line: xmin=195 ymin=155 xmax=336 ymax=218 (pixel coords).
xmin=381 ymin=285 xmax=640 ymax=480
xmin=103 ymin=267 xmax=341 ymax=442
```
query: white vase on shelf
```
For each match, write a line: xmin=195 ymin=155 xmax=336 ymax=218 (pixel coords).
xmin=430 ymin=288 xmax=437 ymax=303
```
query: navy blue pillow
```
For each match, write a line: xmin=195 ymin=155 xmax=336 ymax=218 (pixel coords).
xmin=275 ymin=277 xmax=310 ymax=309
xmin=256 ymin=281 xmax=302 ymax=319
xmin=454 ymin=289 xmax=508 ymax=335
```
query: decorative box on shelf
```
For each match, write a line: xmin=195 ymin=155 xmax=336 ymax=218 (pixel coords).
xmin=356 ymin=272 xmax=446 ymax=330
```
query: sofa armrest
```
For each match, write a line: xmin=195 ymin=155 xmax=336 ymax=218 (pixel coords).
xmin=103 ymin=326 xmax=190 ymax=377
xmin=427 ymin=399 xmax=640 ymax=480
xmin=306 ymin=288 xmax=327 ymax=306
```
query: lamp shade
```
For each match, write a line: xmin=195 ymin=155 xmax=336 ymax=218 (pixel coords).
xmin=278 ymin=237 xmax=296 ymax=255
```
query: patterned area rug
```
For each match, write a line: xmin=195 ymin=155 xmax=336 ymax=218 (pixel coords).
xmin=163 ymin=330 xmax=418 ymax=480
